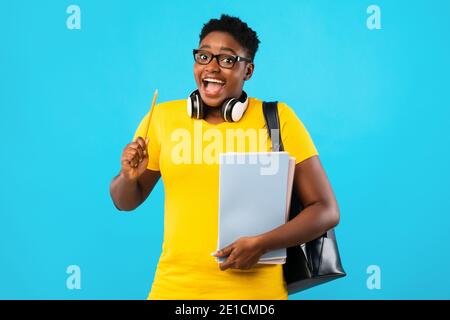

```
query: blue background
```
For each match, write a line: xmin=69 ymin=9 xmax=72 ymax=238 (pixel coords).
xmin=1 ymin=0 xmax=449 ymax=299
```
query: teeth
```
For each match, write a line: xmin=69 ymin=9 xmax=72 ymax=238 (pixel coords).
xmin=203 ymin=78 xmax=225 ymax=84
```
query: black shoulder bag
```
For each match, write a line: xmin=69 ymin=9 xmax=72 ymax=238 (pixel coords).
xmin=262 ymin=101 xmax=346 ymax=295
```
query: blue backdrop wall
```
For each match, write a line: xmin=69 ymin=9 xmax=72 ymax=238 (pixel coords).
xmin=1 ymin=0 xmax=449 ymax=299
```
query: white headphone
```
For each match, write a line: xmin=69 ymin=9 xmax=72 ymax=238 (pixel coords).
xmin=186 ymin=90 xmax=249 ymax=122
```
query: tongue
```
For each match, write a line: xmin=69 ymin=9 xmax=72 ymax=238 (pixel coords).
xmin=205 ymin=82 xmax=223 ymax=96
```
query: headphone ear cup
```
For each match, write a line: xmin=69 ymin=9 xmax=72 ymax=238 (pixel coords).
xmin=221 ymin=98 xmax=236 ymax=122
xmin=187 ymin=90 xmax=205 ymax=119
xmin=221 ymin=91 xmax=249 ymax=122
xmin=187 ymin=95 xmax=193 ymax=117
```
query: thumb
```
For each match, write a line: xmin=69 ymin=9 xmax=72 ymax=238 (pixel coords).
xmin=145 ymin=137 xmax=149 ymax=145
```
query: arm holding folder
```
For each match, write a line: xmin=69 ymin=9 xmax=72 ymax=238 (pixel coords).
xmin=215 ymin=153 xmax=340 ymax=271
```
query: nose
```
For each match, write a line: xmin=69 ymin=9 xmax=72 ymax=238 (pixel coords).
xmin=205 ymin=56 xmax=221 ymax=73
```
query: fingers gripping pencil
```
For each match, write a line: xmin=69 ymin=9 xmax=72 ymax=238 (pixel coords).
xmin=120 ymin=89 xmax=158 ymax=180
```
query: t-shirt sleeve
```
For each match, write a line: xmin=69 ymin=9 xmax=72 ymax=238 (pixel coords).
xmin=278 ymin=102 xmax=319 ymax=165
xmin=132 ymin=104 xmax=161 ymax=171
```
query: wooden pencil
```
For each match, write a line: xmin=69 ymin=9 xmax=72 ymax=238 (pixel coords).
xmin=133 ymin=89 xmax=158 ymax=168
xmin=143 ymin=89 xmax=158 ymax=139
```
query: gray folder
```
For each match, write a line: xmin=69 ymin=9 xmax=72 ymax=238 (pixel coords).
xmin=216 ymin=152 xmax=295 ymax=264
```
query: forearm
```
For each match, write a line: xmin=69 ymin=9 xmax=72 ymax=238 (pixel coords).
xmin=109 ymin=172 xmax=143 ymax=211
xmin=258 ymin=202 xmax=340 ymax=252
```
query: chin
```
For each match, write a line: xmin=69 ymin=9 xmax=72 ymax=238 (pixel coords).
xmin=200 ymin=94 xmax=224 ymax=107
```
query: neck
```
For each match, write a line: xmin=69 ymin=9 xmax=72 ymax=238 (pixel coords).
xmin=204 ymin=104 xmax=223 ymax=118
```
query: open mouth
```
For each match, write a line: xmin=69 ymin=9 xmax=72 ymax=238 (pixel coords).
xmin=201 ymin=78 xmax=226 ymax=97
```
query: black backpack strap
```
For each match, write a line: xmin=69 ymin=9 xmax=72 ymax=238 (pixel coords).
xmin=262 ymin=101 xmax=285 ymax=152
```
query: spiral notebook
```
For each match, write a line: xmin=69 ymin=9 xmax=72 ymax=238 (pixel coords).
xmin=216 ymin=152 xmax=296 ymax=264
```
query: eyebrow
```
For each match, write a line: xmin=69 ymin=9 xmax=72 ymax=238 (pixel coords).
xmin=199 ymin=45 xmax=238 ymax=55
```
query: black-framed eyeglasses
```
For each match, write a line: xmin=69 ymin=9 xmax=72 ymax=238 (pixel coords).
xmin=193 ymin=49 xmax=252 ymax=69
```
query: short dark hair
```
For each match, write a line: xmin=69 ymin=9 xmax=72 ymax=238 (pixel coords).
xmin=199 ymin=14 xmax=260 ymax=61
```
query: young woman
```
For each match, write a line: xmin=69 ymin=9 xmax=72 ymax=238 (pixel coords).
xmin=110 ymin=15 xmax=340 ymax=300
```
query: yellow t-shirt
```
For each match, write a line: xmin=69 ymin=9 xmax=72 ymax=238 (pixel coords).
xmin=132 ymin=97 xmax=319 ymax=300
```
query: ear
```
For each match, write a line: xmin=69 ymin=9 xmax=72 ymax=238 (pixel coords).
xmin=243 ymin=63 xmax=254 ymax=81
